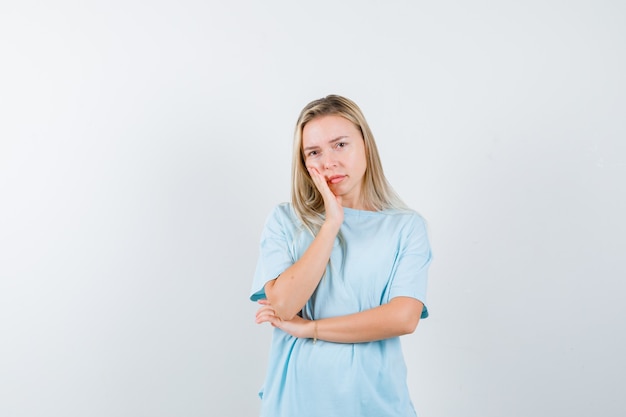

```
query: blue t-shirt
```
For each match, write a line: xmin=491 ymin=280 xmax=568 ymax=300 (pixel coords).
xmin=250 ymin=203 xmax=432 ymax=417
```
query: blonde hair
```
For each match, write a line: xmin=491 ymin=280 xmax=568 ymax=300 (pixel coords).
xmin=291 ymin=95 xmax=408 ymax=235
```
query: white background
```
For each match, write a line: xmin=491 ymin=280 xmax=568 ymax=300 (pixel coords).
xmin=1 ymin=1 xmax=625 ymax=416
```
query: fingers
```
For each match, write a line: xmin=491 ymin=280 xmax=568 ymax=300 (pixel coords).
xmin=307 ymin=166 xmax=330 ymax=195
xmin=255 ymin=304 xmax=274 ymax=319
xmin=307 ymin=166 xmax=344 ymax=228
xmin=255 ymin=303 xmax=279 ymax=326
xmin=307 ymin=166 xmax=341 ymax=207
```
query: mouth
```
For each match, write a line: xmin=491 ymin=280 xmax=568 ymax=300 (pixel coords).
xmin=327 ymin=175 xmax=346 ymax=184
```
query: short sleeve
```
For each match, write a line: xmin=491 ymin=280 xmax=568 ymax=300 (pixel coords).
xmin=388 ymin=214 xmax=433 ymax=318
xmin=249 ymin=205 xmax=295 ymax=302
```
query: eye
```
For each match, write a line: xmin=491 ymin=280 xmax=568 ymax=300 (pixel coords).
xmin=307 ymin=150 xmax=319 ymax=158
xmin=336 ymin=142 xmax=347 ymax=148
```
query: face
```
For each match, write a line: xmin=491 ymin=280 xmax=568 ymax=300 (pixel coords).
xmin=302 ymin=114 xmax=367 ymax=209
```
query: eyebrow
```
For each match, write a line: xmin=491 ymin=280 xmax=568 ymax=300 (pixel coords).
xmin=303 ymin=136 xmax=348 ymax=152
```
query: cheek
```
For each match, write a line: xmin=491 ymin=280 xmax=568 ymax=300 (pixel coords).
xmin=353 ymin=151 xmax=368 ymax=175
xmin=305 ymin=159 xmax=322 ymax=170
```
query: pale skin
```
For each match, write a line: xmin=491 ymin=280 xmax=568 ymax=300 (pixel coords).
xmin=257 ymin=114 xmax=423 ymax=344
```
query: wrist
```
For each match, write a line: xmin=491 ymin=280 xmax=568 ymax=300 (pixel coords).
xmin=321 ymin=220 xmax=341 ymax=235
xmin=310 ymin=320 xmax=318 ymax=343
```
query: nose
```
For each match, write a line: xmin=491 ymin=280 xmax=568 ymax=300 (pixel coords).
xmin=322 ymin=153 xmax=337 ymax=170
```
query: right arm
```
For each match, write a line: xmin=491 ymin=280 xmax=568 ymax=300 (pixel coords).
xmin=264 ymin=167 xmax=343 ymax=320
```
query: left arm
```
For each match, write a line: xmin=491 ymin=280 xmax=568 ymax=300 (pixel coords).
xmin=255 ymin=296 xmax=423 ymax=343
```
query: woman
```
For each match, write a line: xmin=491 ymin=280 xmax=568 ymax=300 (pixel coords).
xmin=250 ymin=95 xmax=432 ymax=416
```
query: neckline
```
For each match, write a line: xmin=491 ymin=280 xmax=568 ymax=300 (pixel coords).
xmin=343 ymin=206 xmax=388 ymax=217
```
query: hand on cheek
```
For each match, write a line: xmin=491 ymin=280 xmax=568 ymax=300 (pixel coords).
xmin=307 ymin=165 xmax=344 ymax=226
xmin=307 ymin=166 xmax=328 ymax=192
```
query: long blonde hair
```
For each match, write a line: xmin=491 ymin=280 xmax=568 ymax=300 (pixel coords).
xmin=291 ymin=95 xmax=408 ymax=235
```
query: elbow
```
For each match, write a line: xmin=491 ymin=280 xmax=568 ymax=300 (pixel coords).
xmin=395 ymin=317 xmax=419 ymax=336
xmin=278 ymin=310 xmax=299 ymax=321
xmin=271 ymin=302 xmax=300 ymax=321
xmin=389 ymin=297 xmax=422 ymax=335
xmin=401 ymin=316 xmax=420 ymax=335
xmin=270 ymin=298 xmax=299 ymax=321
xmin=394 ymin=309 xmax=420 ymax=335
xmin=264 ymin=280 xmax=300 ymax=321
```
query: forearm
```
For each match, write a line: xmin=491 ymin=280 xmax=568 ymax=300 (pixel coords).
xmin=265 ymin=222 xmax=339 ymax=320
xmin=311 ymin=297 xmax=423 ymax=343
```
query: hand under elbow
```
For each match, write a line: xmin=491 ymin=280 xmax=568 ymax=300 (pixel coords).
xmin=270 ymin=300 xmax=300 ymax=321
xmin=264 ymin=280 xmax=300 ymax=321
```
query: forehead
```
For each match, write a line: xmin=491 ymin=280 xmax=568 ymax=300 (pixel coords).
xmin=302 ymin=114 xmax=360 ymax=147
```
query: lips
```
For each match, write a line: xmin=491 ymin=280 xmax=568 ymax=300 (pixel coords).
xmin=327 ymin=175 xmax=346 ymax=184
